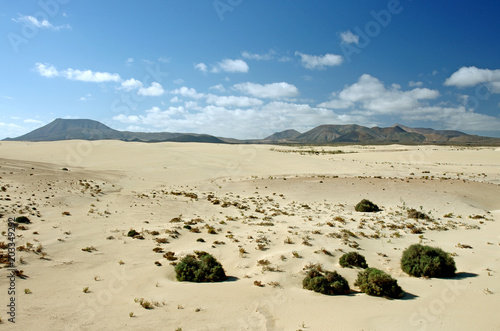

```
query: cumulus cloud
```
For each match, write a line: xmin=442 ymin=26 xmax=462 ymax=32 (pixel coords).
xmin=318 ymin=74 xmax=439 ymax=114
xmin=63 ymin=68 xmax=121 ymax=83
xmin=34 ymin=63 xmax=59 ymax=78
xmin=112 ymin=102 xmax=366 ymax=139
xmin=409 ymin=81 xmax=423 ymax=87
xmin=79 ymin=93 xmax=92 ymax=102
xmin=233 ymin=82 xmax=299 ymax=99
xmin=171 ymin=86 xmax=205 ymax=99
xmin=23 ymin=119 xmax=43 ymax=124
xmin=138 ymin=82 xmax=165 ymax=96
xmin=339 ymin=31 xmax=359 ymax=44
xmin=35 ymin=63 xmax=122 ymax=82
xmin=12 ymin=14 xmax=70 ymax=30
xmin=194 ymin=63 xmax=208 ymax=72
xmin=212 ymin=59 xmax=249 ymax=73
xmin=120 ymin=78 xmax=143 ymax=91
xmin=295 ymin=52 xmax=343 ymax=70
xmin=316 ymin=73 xmax=500 ymax=132
xmin=205 ymin=95 xmax=263 ymax=107
xmin=209 ymin=84 xmax=225 ymax=92
xmin=241 ymin=50 xmax=276 ymax=61
xmin=445 ymin=66 xmax=500 ymax=92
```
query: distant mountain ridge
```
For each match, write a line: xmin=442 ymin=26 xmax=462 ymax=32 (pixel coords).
xmin=4 ymin=118 xmax=500 ymax=145
xmin=5 ymin=119 xmax=226 ymax=144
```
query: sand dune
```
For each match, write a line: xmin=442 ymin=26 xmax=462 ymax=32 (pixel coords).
xmin=0 ymin=141 xmax=499 ymax=330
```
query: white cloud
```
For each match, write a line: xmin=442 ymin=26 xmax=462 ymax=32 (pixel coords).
xmin=409 ymin=81 xmax=423 ymax=87
xmin=138 ymin=82 xmax=165 ymax=96
xmin=63 ymin=68 xmax=121 ymax=83
xmin=212 ymin=59 xmax=249 ymax=73
xmin=445 ymin=66 xmax=500 ymax=92
xmin=158 ymin=57 xmax=170 ymax=63
xmin=79 ymin=93 xmax=92 ymax=102
xmin=23 ymin=119 xmax=43 ymax=124
xmin=184 ymin=101 xmax=200 ymax=109
xmin=126 ymin=58 xmax=134 ymax=66
xmin=205 ymin=94 xmax=263 ymax=107
xmin=112 ymin=102 xmax=366 ymax=139
xmin=0 ymin=122 xmax=25 ymax=139
xmin=171 ymin=86 xmax=205 ymax=99
xmin=194 ymin=63 xmax=208 ymax=72
xmin=209 ymin=84 xmax=225 ymax=92
xmin=339 ymin=31 xmax=359 ymax=44
xmin=173 ymin=78 xmax=185 ymax=85
xmin=12 ymin=14 xmax=70 ymax=30
xmin=295 ymin=52 xmax=343 ymax=70
xmin=120 ymin=78 xmax=143 ymax=91
xmin=35 ymin=63 xmax=59 ymax=78
xmin=35 ymin=63 xmax=121 ymax=83
xmin=316 ymin=73 xmax=500 ymax=132
xmin=319 ymin=74 xmax=439 ymax=114
xmin=241 ymin=50 xmax=276 ymax=61
xmin=233 ymin=82 xmax=299 ymax=99
xmin=113 ymin=114 xmax=141 ymax=124
xmin=170 ymin=96 xmax=181 ymax=103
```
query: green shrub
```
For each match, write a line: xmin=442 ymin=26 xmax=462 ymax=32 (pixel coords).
xmin=15 ymin=216 xmax=31 ymax=224
xmin=355 ymin=199 xmax=380 ymax=212
xmin=127 ymin=229 xmax=139 ymax=237
xmin=401 ymin=244 xmax=456 ymax=278
xmin=354 ymin=268 xmax=403 ymax=299
xmin=339 ymin=252 xmax=368 ymax=269
xmin=303 ymin=268 xmax=350 ymax=295
xmin=175 ymin=251 xmax=227 ymax=282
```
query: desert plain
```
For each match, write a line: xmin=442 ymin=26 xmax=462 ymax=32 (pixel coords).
xmin=0 ymin=140 xmax=499 ymax=330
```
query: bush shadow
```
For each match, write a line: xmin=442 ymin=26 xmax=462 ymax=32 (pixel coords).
xmin=454 ymin=272 xmax=478 ymax=280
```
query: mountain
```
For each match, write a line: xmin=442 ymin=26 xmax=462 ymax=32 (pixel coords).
xmin=264 ymin=129 xmax=301 ymax=141
xmin=292 ymin=124 xmax=424 ymax=144
xmin=4 ymin=119 xmax=228 ymax=144
xmin=5 ymin=119 xmax=500 ymax=145
xmin=7 ymin=118 xmax=124 ymax=141
xmin=275 ymin=124 xmax=500 ymax=145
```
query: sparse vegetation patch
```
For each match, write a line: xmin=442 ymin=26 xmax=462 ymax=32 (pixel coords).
xmin=355 ymin=199 xmax=380 ymax=213
xmin=354 ymin=268 xmax=403 ymax=299
xmin=339 ymin=252 xmax=368 ymax=269
xmin=401 ymin=244 xmax=456 ymax=278
xmin=175 ymin=251 xmax=227 ymax=282
xmin=302 ymin=267 xmax=350 ymax=295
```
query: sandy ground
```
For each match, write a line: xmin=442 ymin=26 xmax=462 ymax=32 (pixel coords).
xmin=0 ymin=141 xmax=499 ymax=330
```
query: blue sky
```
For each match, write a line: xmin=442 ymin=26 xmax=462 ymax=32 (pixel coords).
xmin=1 ymin=0 xmax=500 ymax=139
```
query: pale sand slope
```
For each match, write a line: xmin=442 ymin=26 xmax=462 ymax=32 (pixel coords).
xmin=0 ymin=141 xmax=499 ymax=330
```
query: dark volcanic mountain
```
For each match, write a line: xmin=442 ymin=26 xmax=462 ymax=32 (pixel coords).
xmin=4 ymin=119 xmax=500 ymax=145
xmin=8 ymin=118 xmax=124 ymax=141
xmin=285 ymin=124 xmax=500 ymax=145
xmin=264 ymin=129 xmax=301 ymax=141
xmin=4 ymin=118 xmax=227 ymax=143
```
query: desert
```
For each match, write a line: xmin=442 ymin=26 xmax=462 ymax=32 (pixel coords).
xmin=1 ymin=141 xmax=499 ymax=330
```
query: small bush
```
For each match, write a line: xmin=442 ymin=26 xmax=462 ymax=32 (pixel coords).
xmin=15 ymin=216 xmax=31 ymax=224
xmin=339 ymin=252 xmax=368 ymax=269
xmin=175 ymin=251 xmax=227 ymax=282
xmin=401 ymin=244 xmax=456 ymax=278
xmin=407 ymin=209 xmax=431 ymax=220
xmin=303 ymin=268 xmax=350 ymax=295
xmin=355 ymin=199 xmax=380 ymax=212
xmin=354 ymin=268 xmax=403 ymax=299
xmin=127 ymin=229 xmax=139 ymax=237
